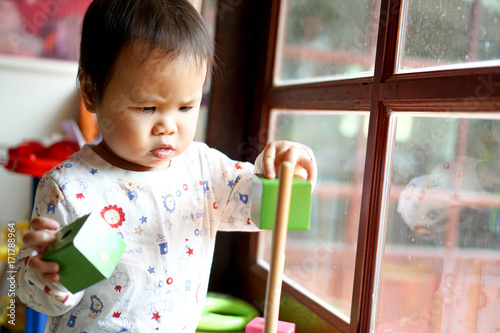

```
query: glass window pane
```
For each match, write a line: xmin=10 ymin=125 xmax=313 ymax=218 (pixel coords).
xmin=274 ymin=0 xmax=381 ymax=85
xmin=397 ymin=0 xmax=500 ymax=73
xmin=373 ymin=114 xmax=500 ymax=332
xmin=258 ymin=110 xmax=369 ymax=320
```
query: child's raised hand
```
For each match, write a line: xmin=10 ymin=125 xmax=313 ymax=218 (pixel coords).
xmin=22 ymin=217 xmax=61 ymax=283
xmin=258 ymin=140 xmax=317 ymax=187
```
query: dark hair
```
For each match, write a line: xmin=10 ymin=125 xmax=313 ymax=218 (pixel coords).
xmin=79 ymin=0 xmax=213 ymax=105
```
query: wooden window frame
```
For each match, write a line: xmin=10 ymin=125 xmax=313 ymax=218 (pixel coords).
xmin=207 ymin=0 xmax=500 ymax=332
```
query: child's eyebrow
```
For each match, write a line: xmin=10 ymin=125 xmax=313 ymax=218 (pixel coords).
xmin=128 ymin=94 xmax=202 ymax=105
xmin=180 ymin=96 xmax=202 ymax=105
xmin=126 ymin=92 xmax=162 ymax=103
xmin=128 ymin=92 xmax=169 ymax=104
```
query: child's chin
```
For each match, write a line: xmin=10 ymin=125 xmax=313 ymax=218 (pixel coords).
xmin=148 ymin=159 xmax=173 ymax=171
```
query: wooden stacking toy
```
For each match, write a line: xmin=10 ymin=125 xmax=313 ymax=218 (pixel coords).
xmin=251 ymin=173 xmax=311 ymax=230
xmin=247 ymin=162 xmax=312 ymax=333
xmin=42 ymin=213 xmax=126 ymax=293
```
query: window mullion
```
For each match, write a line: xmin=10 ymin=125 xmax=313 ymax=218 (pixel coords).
xmin=351 ymin=0 xmax=402 ymax=332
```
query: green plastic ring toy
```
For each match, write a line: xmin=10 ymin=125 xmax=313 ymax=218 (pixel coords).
xmin=197 ymin=292 xmax=260 ymax=332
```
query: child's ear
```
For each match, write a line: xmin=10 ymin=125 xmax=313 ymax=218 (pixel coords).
xmin=79 ymin=70 xmax=97 ymax=113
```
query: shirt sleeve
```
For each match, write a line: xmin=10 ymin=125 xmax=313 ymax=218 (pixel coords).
xmin=397 ymin=156 xmax=486 ymax=239
xmin=15 ymin=174 xmax=85 ymax=316
xmin=199 ymin=144 xmax=260 ymax=232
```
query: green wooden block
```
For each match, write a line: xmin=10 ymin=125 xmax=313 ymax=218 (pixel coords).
xmin=42 ymin=213 xmax=126 ymax=293
xmin=251 ymin=174 xmax=312 ymax=230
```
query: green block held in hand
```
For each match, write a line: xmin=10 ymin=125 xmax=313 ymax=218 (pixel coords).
xmin=42 ymin=213 xmax=126 ymax=293
xmin=251 ymin=174 xmax=312 ymax=230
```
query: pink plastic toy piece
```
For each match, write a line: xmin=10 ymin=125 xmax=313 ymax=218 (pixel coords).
xmin=245 ymin=317 xmax=295 ymax=333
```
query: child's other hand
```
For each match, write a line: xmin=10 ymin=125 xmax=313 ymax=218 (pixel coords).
xmin=259 ymin=140 xmax=317 ymax=187
xmin=22 ymin=217 xmax=61 ymax=283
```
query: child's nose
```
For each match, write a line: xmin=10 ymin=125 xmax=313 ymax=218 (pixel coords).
xmin=153 ymin=116 xmax=177 ymax=135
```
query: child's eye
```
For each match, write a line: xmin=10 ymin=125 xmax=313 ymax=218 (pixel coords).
xmin=179 ymin=106 xmax=193 ymax=112
xmin=140 ymin=106 xmax=156 ymax=113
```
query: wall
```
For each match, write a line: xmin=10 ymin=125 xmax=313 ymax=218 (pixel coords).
xmin=0 ymin=55 xmax=79 ymax=221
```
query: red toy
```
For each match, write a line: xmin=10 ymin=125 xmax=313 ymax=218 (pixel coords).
xmin=4 ymin=140 xmax=80 ymax=178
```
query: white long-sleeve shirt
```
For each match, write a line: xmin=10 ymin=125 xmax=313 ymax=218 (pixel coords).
xmin=16 ymin=142 xmax=260 ymax=332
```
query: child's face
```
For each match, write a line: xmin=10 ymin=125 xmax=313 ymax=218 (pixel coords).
xmin=95 ymin=46 xmax=206 ymax=171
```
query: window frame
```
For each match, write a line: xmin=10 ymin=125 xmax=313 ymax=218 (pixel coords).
xmin=207 ymin=0 xmax=500 ymax=332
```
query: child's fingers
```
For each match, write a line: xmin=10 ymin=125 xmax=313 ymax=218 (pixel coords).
xmin=29 ymin=255 xmax=60 ymax=283
xmin=278 ymin=143 xmax=316 ymax=180
xmin=262 ymin=141 xmax=301 ymax=178
xmin=296 ymin=147 xmax=317 ymax=186
xmin=31 ymin=217 xmax=61 ymax=231
xmin=23 ymin=217 xmax=60 ymax=253
xmin=23 ymin=217 xmax=61 ymax=283
xmin=261 ymin=141 xmax=317 ymax=183
xmin=41 ymin=272 xmax=60 ymax=284
xmin=29 ymin=255 xmax=59 ymax=273
xmin=22 ymin=231 xmax=57 ymax=253
xmin=262 ymin=144 xmax=278 ymax=179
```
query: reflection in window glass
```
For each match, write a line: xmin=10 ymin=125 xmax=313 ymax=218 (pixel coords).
xmin=374 ymin=115 xmax=500 ymax=332
xmin=258 ymin=110 xmax=369 ymax=320
xmin=274 ymin=0 xmax=381 ymax=85
xmin=397 ymin=0 xmax=500 ymax=72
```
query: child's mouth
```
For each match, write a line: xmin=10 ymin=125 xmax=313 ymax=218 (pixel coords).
xmin=151 ymin=147 xmax=174 ymax=160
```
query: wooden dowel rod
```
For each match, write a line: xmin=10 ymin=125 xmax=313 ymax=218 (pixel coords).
xmin=263 ymin=162 xmax=294 ymax=333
